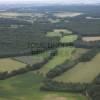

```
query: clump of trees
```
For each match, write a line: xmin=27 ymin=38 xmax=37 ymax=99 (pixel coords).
xmin=87 ymin=74 xmax=100 ymax=100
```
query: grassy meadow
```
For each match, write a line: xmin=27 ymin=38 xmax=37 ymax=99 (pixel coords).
xmin=37 ymin=47 xmax=75 ymax=76
xmin=46 ymin=29 xmax=73 ymax=37
xmin=54 ymin=29 xmax=72 ymax=34
xmin=54 ymin=53 xmax=100 ymax=83
xmin=60 ymin=35 xmax=78 ymax=43
xmin=0 ymin=58 xmax=26 ymax=73
xmin=46 ymin=31 xmax=62 ymax=37
xmin=0 ymin=71 xmax=88 ymax=100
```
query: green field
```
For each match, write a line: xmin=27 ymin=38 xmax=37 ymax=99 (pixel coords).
xmin=46 ymin=31 xmax=62 ymax=37
xmin=0 ymin=58 xmax=26 ymax=73
xmin=60 ymin=35 xmax=78 ymax=43
xmin=46 ymin=29 xmax=73 ymax=37
xmin=48 ymin=18 xmax=61 ymax=23
xmin=37 ymin=47 xmax=75 ymax=76
xmin=13 ymin=52 xmax=50 ymax=66
xmin=55 ymin=53 xmax=100 ymax=83
xmin=0 ymin=71 xmax=88 ymax=100
xmin=54 ymin=29 xmax=72 ymax=34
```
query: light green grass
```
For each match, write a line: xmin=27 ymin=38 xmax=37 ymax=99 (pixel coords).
xmin=0 ymin=58 xmax=26 ymax=73
xmin=46 ymin=29 xmax=73 ymax=38
xmin=54 ymin=29 xmax=72 ymax=34
xmin=0 ymin=72 xmax=88 ymax=100
xmin=55 ymin=53 xmax=100 ymax=83
xmin=60 ymin=35 xmax=78 ymax=43
xmin=48 ymin=18 xmax=61 ymax=23
xmin=37 ymin=47 xmax=75 ymax=76
xmin=46 ymin=31 xmax=62 ymax=37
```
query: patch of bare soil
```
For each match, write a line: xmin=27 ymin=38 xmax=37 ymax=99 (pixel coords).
xmin=82 ymin=37 xmax=100 ymax=42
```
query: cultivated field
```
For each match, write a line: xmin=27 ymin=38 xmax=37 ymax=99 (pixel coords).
xmin=13 ymin=52 xmax=50 ymax=66
xmin=82 ymin=36 xmax=100 ymax=42
xmin=60 ymin=35 xmax=78 ymax=43
xmin=37 ymin=47 xmax=75 ymax=76
xmin=0 ymin=72 xmax=88 ymax=100
xmin=0 ymin=58 xmax=26 ymax=73
xmin=55 ymin=53 xmax=100 ymax=83
xmin=54 ymin=12 xmax=82 ymax=18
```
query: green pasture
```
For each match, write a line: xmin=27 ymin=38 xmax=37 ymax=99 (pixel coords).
xmin=0 ymin=72 xmax=88 ymax=100
xmin=60 ymin=35 xmax=78 ymax=43
xmin=55 ymin=53 xmax=100 ymax=83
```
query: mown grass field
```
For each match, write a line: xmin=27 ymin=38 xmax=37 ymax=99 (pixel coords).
xmin=0 ymin=71 xmax=88 ymax=100
xmin=55 ymin=53 xmax=100 ymax=83
xmin=13 ymin=52 xmax=50 ymax=66
xmin=0 ymin=58 xmax=26 ymax=73
xmin=60 ymin=35 xmax=78 ymax=43
xmin=37 ymin=47 xmax=75 ymax=76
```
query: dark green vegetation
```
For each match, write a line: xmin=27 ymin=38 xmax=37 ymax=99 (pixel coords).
xmin=0 ymin=5 xmax=100 ymax=100
xmin=0 ymin=5 xmax=100 ymax=55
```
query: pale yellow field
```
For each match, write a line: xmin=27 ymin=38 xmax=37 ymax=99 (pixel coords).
xmin=0 ymin=58 xmax=26 ymax=73
xmin=82 ymin=36 xmax=100 ymax=42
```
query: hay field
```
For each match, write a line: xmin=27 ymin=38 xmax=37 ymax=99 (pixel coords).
xmin=0 ymin=58 xmax=26 ymax=73
xmin=55 ymin=53 xmax=100 ymax=83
